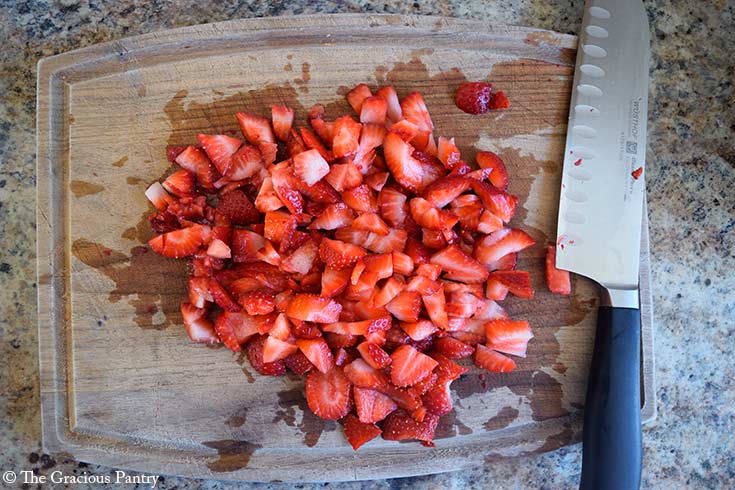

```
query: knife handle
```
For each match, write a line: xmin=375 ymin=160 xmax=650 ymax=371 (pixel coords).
xmin=580 ymin=306 xmax=642 ymax=490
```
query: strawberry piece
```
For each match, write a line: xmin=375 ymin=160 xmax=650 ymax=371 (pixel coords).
xmin=298 ymin=179 xmax=340 ymax=205
xmin=324 ymin=332 xmax=359 ymax=348
xmin=239 ymin=290 xmax=276 ymax=315
xmin=280 ymin=240 xmax=319 ymax=275
xmin=389 ymin=119 xmax=420 ymax=143
xmin=400 ymin=320 xmax=438 ymax=341
xmin=489 ymin=270 xmax=534 ymax=299
xmin=429 ymin=352 xmax=468 ymax=382
xmin=188 ymin=276 xmax=213 ymax=308
xmin=352 ymin=213 xmax=390 ymax=235
xmin=477 ymin=210 xmax=504 ymax=234
xmin=286 ymin=294 xmax=342 ymax=323
xmin=162 ymin=169 xmax=195 ymax=197
xmin=230 ymin=230 xmax=264 ymax=263
xmin=296 ymin=338 xmax=335 ymax=373
xmin=255 ymin=177 xmax=285 ymax=212
xmin=422 ymin=379 xmax=454 ymax=416
xmin=376 ymin=86 xmax=402 ymax=122
xmin=474 ymin=344 xmax=516 ymax=373
xmin=358 ymin=123 xmax=387 ymax=152
xmin=390 ymin=344 xmax=438 ymax=387
xmin=323 ymin=319 xmax=372 ymax=336
xmin=344 ymin=358 xmax=389 ymax=389
xmin=299 ymin=126 xmax=333 ymax=161
xmin=144 ymin=182 xmax=174 ymax=211
xmin=437 ymin=136 xmax=461 ymax=169
xmin=430 ymin=245 xmax=489 ymax=284
xmin=364 ymin=171 xmax=389 ymax=192
xmin=284 ymin=350 xmax=314 ymax=375
xmin=381 ymin=409 xmax=439 ymax=442
xmin=213 ymin=310 xmax=259 ymax=350
xmin=264 ymin=210 xmax=297 ymax=245
xmin=208 ymin=277 xmax=241 ymax=311
xmin=545 ymin=244 xmax=571 ymax=295
xmin=386 ymin=290 xmax=421 ymax=322
xmin=148 ymin=224 xmax=209 ymax=258
xmin=309 ymin=117 xmax=334 ymax=145
xmin=489 ymin=90 xmax=511 ymax=110
xmin=372 ymin=277 xmax=405 ymax=307
xmin=342 ymin=184 xmax=377 ymax=213
xmin=470 ymin=180 xmax=518 ymax=223
xmin=270 ymin=167 xmax=304 ymax=214
xmin=175 ymin=146 xmax=220 ymax=192
xmin=405 ymin=275 xmax=440 ymax=295
xmin=488 ymin=251 xmax=518 ymax=271
xmin=363 ymin=254 xmax=393 ymax=280
xmin=269 ymin=313 xmax=292 ymax=340
xmin=364 ymin=228 xmax=408 ymax=254
xmin=181 ymin=303 xmax=219 ymax=343
xmin=455 ymin=81 xmax=493 ymax=115
xmin=422 ymin=176 xmax=472 ymax=208
xmin=346 ymin=83 xmax=373 ymax=113
xmin=410 ymin=197 xmax=457 ymax=231
xmin=400 ymin=92 xmax=434 ymax=133
xmin=416 ymin=263 xmax=441 ymax=280
xmin=305 ymin=367 xmax=352 ymax=420
xmin=334 ymin=347 xmax=355 ymax=367
xmin=236 ymin=112 xmax=275 ymax=144
xmin=360 ymin=96 xmax=388 ymax=124
xmin=332 ymin=116 xmax=362 ymax=158
xmin=631 ymin=166 xmax=644 ymax=180
xmin=217 ymin=190 xmax=259 ymax=225
xmin=308 ymin=202 xmax=354 ymax=231
xmin=422 ymin=286 xmax=449 ymax=330
xmin=292 ymin=321 xmax=322 ymax=340
xmin=320 ymin=267 xmax=351 ymax=297
xmin=293 ymin=149 xmax=330 ymax=186
xmin=246 ymin=334 xmax=287 ymax=375
xmin=262 ymin=336 xmax=298 ymax=363
xmin=383 ymin=132 xmax=440 ymax=193
xmin=391 ymin=251 xmax=414 ymax=275
xmin=476 ymin=151 xmax=509 ymax=190
xmin=474 ymin=228 xmax=535 ymax=266
xmin=343 ymin=413 xmax=382 ymax=450
xmin=286 ymin=128 xmax=307 ymax=157
xmin=225 ymin=144 xmax=263 ymax=181
xmin=166 ymin=145 xmax=188 ymax=163
xmin=319 ymin=238 xmax=367 ymax=269
xmin=255 ymin=239 xmax=281 ymax=266
xmin=357 ymin=342 xmax=392 ymax=369
xmin=485 ymin=319 xmax=533 ymax=357
xmin=405 ymin=237 xmax=432 ymax=266
xmin=207 ymin=238 xmax=231 ymax=259
xmin=353 ymin=387 xmax=397 ymax=424
xmin=434 ymin=337 xmax=474 ymax=359
xmin=148 ymin=210 xmax=179 ymax=234
xmin=378 ymin=186 xmax=409 ymax=228
xmin=325 ymin=162 xmax=362 ymax=192
xmin=197 ymin=134 xmax=242 ymax=175
xmin=271 ymin=105 xmax=295 ymax=142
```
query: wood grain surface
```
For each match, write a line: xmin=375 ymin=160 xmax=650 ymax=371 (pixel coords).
xmin=36 ymin=14 xmax=654 ymax=482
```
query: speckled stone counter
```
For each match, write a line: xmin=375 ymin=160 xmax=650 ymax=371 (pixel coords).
xmin=1 ymin=1 xmax=733 ymax=489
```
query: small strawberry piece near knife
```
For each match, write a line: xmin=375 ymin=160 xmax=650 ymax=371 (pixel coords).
xmin=546 ymin=244 xmax=572 ymax=295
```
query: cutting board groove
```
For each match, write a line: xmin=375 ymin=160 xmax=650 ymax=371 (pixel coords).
xmin=37 ymin=14 xmax=654 ymax=482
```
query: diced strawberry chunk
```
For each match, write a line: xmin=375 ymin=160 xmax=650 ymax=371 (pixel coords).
xmin=376 ymin=86 xmax=403 ymax=122
xmin=319 ymin=238 xmax=367 ymax=269
xmin=390 ymin=344 xmax=438 ymax=387
xmin=378 ymin=186 xmax=409 ymax=228
xmin=360 ymin=96 xmax=388 ymax=125
xmin=144 ymin=182 xmax=174 ymax=211
xmin=489 ymin=90 xmax=511 ymax=110
xmin=286 ymin=294 xmax=342 ymax=324
xmin=162 ymin=169 xmax=195 ymax=197
xmin=381 ymin=409 xmax=439 ymax=442
xmin=217 ymin=189 xmax=259 ymax=225
xmin=430 ymin=245 xmax=489 ymax=284
xmin=422 ymin=286 xmax=449 ymax=330
xmin=262 ymin=336 xmax=298 ymax=363
xmin=175 ymin=146 xmax=220 ymax=192
xmin=546 ymin=244 xmax=571 ymax=295
xmin=293 ymin=149 xmax=330 ymax=186
xmin=400 ymin=320 xmax=438 ymax=341
xmin=300 ymin=126 xmax=333 ymax=161
xmin=422 ymin=176 xmax=471 ymax=208
xmin=280 ymin=240 xmax=319 ymax=275
xmin=148 ymin=224 xmax=210 ymax=258
xmin=246 ymin=334 xmax=287 ymax=376
xmin=391 ymin=251 xmax=414 ymax=275
xmin=305 ymin=367 xmax=352 ymax=420
xmin=236 ymin=112 xmax=275 ymax=144
xmin=296 ymin=337 xmax=335 ymax=374
xmin=343 ymin=413 xmax=382 ymax=450
xmin=470 ymin=180 xmax=518 ymax=223
xmin=386 ymin=290 xmax=422 ymax=322
xmin=455 ymin=81 xmax=493 ymax=115
xmin=181 ymin=303 xmax=219 ymax=344
xmin=476 ymin=151 xmax=509 ymax=190
xmin=264 ymin=210 xmax=297 ymax=245
xmin=342 ymin=184 xmax=377 ymax=213
xmin=231 ymin=229 xmax=265 ymax=262
xmin=344 ymin=358 xmax=389 ymax=389
xmin=332 ymin=116 xmax=361 ymax=158
xmin=474 ymin=228 xmax=535 ymax=266
xmin=255 ymin=177 xmax=285 ymax=212
xmin=434 ymin=336 xmax=475 ymax=359
xmin=352 ymin=213 xmax=390 ymax=235
xmin=353 ymin=387 xmax=397 ymax=424
xmin=197 ymin=134 xmax=242 ymax=175
xmin=488 ymin=270 xmax=534 ymax=299
xmin=346 ymin=83 xmax=373 ymax=113
xmin=400 ymin=92 xmax=434 ymax=133
xmin=271 ymin=105 xmax=295 ymax=142
xmin=357 ymin=342 xmax=392 ymax=369
xmin=206 ymin=238 xmax=231 ymax=259
xmin=485 ymin=319 xmax=533 ymax=357
xmin=284 ymin=350 xmax=314 ymax=375
xmin=437 ymin=136 xmax=461 ymax=169
xmin=474 ymin=344 xmax=516 ymax=372
xmin=325 ymin=162 xmax=362 ymax=192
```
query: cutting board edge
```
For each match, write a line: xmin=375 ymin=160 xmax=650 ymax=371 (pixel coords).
xmin=36 ymin=13 xmax=654 ymax=481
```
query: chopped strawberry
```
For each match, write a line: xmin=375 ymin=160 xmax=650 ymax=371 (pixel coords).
xmin=346 ymin=83 xmax=373 ymax=113
xmin=386 ymin=290 xmax=422 ymax=322
xmin=149 ymin=224 xmax=209 ymax=258
xmin=319 ymin=238 xmax=367 ymax=269
xmin=229 ymin=229 xmax=264 ymax=263
xmin=485 ymin=276 xmax=509 ymax=301
xmin=476 ymin=151 xmax=508 ymax=190
xmin=332 ymin=116 xmax=361 ymax=158
xmin=489 ymin=90 xmax=511 ymax=110
xmin=298 ymin=179 xmax=340 ymax=204
xmin=485 ymin=319 xmax=533 ymax=357
xmin=181 ymin=303 xmax=219 ymax=343
xmin=478 ymin=210 xmax=504 ymax=234
xmin=262 ymin=336 xmax=298 ymax=363
xmin=255 ymin=177 xmax=285 ymax=212
xmin=197 ymin=134 xmax=242 ymax=175
xmin=360 ymin=96 xmax=388 ymax=125
xmin=238 ymin=290 xmax=276 ymax=315
xmin=206 ymin=238 xmax=231 ymax=259
xmin=488 ymin=270 xmax=534 ymax=299
xmin=264 ymin=210 xmax=297 ymax=245
xmin=271 ymin=105 xmax=295 ymax=142
xmin=631 ymin=166 xmax=644 ymax=180
xmin=296 ymin=337 xmax=335 ymax=374
xmin=255 ymin=239 xmax=281 ymax=266
xmin=546 ymin=244 xmax=571 ymax=295
xmin=455 ymin=81 xmax=493 ymax=115
xmin=405 ymin=237 xmax=432 ymax=266
xmin=286 ymin=294 xmax=342 ymax=323
xmin=410 ymin=197 xmax=457 ymax=230
xmin=343 ymin=358 xmax=389 ymax=389
xmin=488 ymin=251 xmax=517 ymax=271
xmin=391 ymin=251 xmax=414 ymax=275
xmin=470 ymin=180 xmax=517 ymax=222
xmin=270 ymin=167 xmax=304 ymax=214
xmin=215 ymin=190 xmax=259 ymax=226
xmin=389 ymin=119 xmax=420 ymax=143
xmin=309 ymin=117 xmax=334 ymax=145
xmin=175 ymin=146 xmax=220 ymax=192
xmin=357 ymin=342 xmax=392 ymax=369
xmin=437 ymin=136 xmax=461 ymax=169
xmin=474 ymin=344 xmax=516 ymax=373
xmin=236 ymin=112 xmax=275 ymax=144
xmin=353 ymin=387 xmax=397 ymax=425
xmin=342 ymin=184 xmax=377 ymax=213
xmin=162 ymin=169 xmax=195 ymax=197
xmin=343 ymin=413 xmax=382 ymax=450
xmin=352 ymin=213 xmax=390 ymax=235
xmin=421 ymin=286 xmax=449 ymax=330
xmin=188 ymin=276 xmax=213 ymax=308
xmin=400 ymin=320 xmax=438 ymax=341
xmin=430 ymin=245 xmax=489 ymax=284
xmin=166 ymin=145 xmax=188 ymax=163
xmin=299 ymin=126 xmax=333 ymax=161
xmin=383 ymin=132 xmax=442 ymax=193
xmin=390 ymin=344 xmax=438 ymax=387
xmin=434 ymin=336 xmax=474 ymax=359
xmin=305 ymin=367 xmax=352 ymax=420
xmin=246 ymin=334 xmax=287 ymax=375
xmin=364 ymin=228 xmax=408 ymax=254
xmin=284 ymin=350 xmax=314 ymax=374
xmin=378 ymin=186 xmax=409 ymax=228
xmin=372 ymin=86 xmax=401 ymax=121
xmin=333 ymin=347 xmax=354 ymax=367
xmin=422 ymin=176 xmax=471 ymax=208
xmin=280 ymin=240 xmax=319 ymax=275
xmin=400 ymin=92 xmax=434 ymax=133
xmin=148 ymin=210 xmax=180 ymax=234
xmin=474 ymin=228 xmax=535 ymax=265
xmin=293 ymin=149 xmax=330 ymax=186
xmin=208 ymin=277 xmax=241 ymax=311
xmin=286 ymin=128 xmax=307 ymax=157
xmin=364 ymin=171 xmax=389 ymax=192
xmin=325 ymin=162 xmax=362 ymax=192
xmin=321 ymin=267 xmax=351 ymax=297
xmin=323 ymin=319 xmax=372 ymax=336
xmin=382 ymin=409 xmax=439 ymax=442
xmin=144 ymin=182 xmax=174 ymax=211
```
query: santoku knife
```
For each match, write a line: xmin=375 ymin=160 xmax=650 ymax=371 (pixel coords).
xmin=556 ymin=0 xmax=650 ymax=489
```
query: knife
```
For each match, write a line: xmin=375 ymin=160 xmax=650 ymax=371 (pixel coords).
xmin=556 ymin=0 xmax=650 ymax=489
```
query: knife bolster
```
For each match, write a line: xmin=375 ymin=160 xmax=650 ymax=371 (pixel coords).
xmin=601 ymin=287 xmax=639 ymax=308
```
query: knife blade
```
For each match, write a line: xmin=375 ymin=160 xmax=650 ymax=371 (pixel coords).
xmin=556 ymin=1 xmax=650 ymax=489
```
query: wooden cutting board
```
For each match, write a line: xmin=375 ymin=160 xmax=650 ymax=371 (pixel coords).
xmin=37 ymin=14 xmax=654 ymax=482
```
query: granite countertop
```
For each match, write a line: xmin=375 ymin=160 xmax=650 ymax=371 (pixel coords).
xmin=1 ymin=0 xmax=733 ymax=489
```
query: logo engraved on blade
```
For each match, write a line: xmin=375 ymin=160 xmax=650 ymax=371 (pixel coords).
xmin=626 ymin=141 xmax=638 ymax=154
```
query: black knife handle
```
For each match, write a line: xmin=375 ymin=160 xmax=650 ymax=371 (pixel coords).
xmin=580 ymin=306 xmax=642 ymax=490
